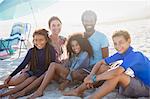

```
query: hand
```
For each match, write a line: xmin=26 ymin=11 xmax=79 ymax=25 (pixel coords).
xmin=84 ymin=75 xmax=92 ymax=84
xmin=84 ymin=77 xmax=93 ymax=84
xmin=4 ymin=76 xmax=11 ymax=85
xmin=86 ymin=83 xmax=94 ymax=89
xmin=97 ymin=60 xmax=106 ymax=66
xmin=84 ymin=75 xmax=94 ymax=88
xmin=84 ymin=74 xmax=97 ymax=89
xmin=20 ymin=68 xmax=29 ymax=73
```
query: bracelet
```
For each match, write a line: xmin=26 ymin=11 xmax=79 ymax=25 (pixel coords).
xmin=92 ymin=74 xmax=97 ymax=83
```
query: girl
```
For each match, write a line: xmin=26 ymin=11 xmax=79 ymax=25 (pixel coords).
xmin=0 ymin=29 xmax=56 ymax=97
xmin=4 ymin=17 xmax=66 ymax=98
xmin=23 ymin=33 xmax=93 ymax=98
xmin=69 ymin=10 xmax=109 ymax=85
xmin=64 ymin=30 xmax=150 ymax=98
xmin=48 ymin=16 xmax=67 ymax=63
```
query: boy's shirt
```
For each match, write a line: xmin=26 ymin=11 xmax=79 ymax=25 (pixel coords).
xmin=88 ymin=31 xmax=109 ymax=67
xmin=105 ymin=46 xmax=150 ymax=87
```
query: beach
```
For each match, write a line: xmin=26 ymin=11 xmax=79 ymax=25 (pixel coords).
xmin=0 ymin=0 xmax=150 ymax=98
xmin=0 ymin=18 xmax=150 ymax=99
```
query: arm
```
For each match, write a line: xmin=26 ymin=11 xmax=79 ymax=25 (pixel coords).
xmin=96 ymin=52 xmax=142 ymax=81
xmin=4 ymin=49 xmax=32 ymax=84
xmin=83 ymin=60 xmax=107 ymax=88
xmin=20 ymin=65 xmax=30 ymax=73
xmin=90 ymin=52 xmax=122 ymax=75
xmin=99 ymin=33 xmax=109 ymax=59
xmin=9 ymin=49 xmax=32 ymax=77
xmin=101 ymin=47 xmax=109 ymax=58
xmin=84 ymin=66 xmax=125 ymax=85
xmin=96 ymin=66 xmax=125 ymax=81
xmin=89 ymin=60 xmax=106 ymax=75
xmin=84 ymin=53 xmax=122 ymax=86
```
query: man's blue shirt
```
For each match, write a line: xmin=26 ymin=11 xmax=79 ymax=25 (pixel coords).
xmin=88 ymin=31 xmax=109 ymax=66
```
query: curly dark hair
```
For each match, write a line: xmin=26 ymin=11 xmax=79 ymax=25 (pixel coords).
xmin=66 ymin=33 xmax=93 ymax=59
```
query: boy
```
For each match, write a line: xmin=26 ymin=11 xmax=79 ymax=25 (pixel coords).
xmin=63 ymin=30 xmax=150 ymax=99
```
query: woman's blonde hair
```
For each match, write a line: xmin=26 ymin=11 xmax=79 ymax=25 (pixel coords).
xmin=112 ymin=30 xmax=131 ymax=41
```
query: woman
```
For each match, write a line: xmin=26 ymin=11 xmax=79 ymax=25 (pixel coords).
xmin=48 ymin=16 xmax=67 ymax=63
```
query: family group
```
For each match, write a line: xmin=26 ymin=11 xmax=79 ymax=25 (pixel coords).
xmin=0 ymin=10 xmax=150 ymax=99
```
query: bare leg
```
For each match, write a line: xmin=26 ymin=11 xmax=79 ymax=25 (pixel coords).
xmin=8 ymin=95 xmax=17 ymax=99
xmin=8 ymin=72 xmax=29 ymax=86
xmin=59 ymin=79 xmax=70 ymax=91
xmin=72 ymin=69 xmax=89 ymax=81
xmin=63 ymin=64 xmax=109 ymax=96
xmin=10 ymin=74 xmax=45 ymax=98
xmin=0 ymin=73 xmax=29 ymax=89
xmin=0 ymin=84 xmax=8 ymax=89
xmin=63 ymin=83 xmax=88 ymax=96
xmin=95 ymin=64 xmax=110 ymax=75
xmin=88 ymin=73 xmax=130 ymax=99
xmin=28 ymin=62 xmax=69 ymax=98
xmin=0 ymin=76 xmax=36 ymax=97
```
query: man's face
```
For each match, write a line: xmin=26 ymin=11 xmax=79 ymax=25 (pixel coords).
xmin=82 ymin=18 xmax=96 ymax=32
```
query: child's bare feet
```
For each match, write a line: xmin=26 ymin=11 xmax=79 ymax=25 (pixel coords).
xmin=59 ymin=80 xmax=70 ymax=91
xmin=62 ymin=89 xmax=82 ymax=97
xmin=87 ymin=95 xmax=99 ymax=99
xmin=8 ymin=95 xmax=17 ymax=99
xmin=27 ymin=91 xmax=43 ymax=99
xmin=12 ymin=90 xmax=26 ymax=98
xmin=0 ymin=93 xmax=4 ymax=97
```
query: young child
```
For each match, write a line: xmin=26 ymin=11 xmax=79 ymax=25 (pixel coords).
xmin=64 ymin=30 xmax=150 ymax=98
xmin=25 ymin=33 xmax=93 ymax=98
xmin=1 ymin=17 xmax=66 ymax=99
xmin=0 ymin=29 xmax=56 ymax=97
